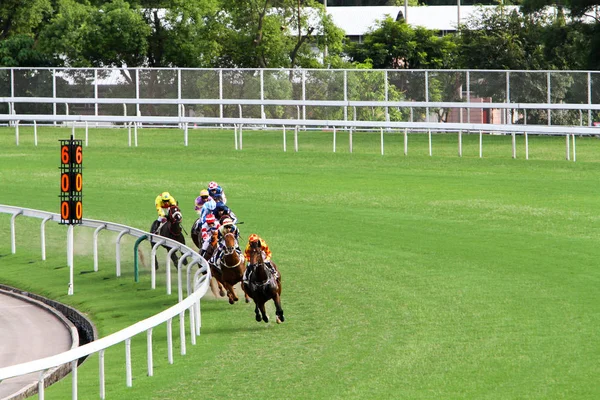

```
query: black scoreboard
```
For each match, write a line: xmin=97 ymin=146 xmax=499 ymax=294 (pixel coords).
xmin=59 ymin=136 xmax=83 ymax=224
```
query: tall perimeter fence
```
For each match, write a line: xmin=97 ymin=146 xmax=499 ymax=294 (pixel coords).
xmin=1 ymin=67 xmax=600 ymax=159
xmin=0 ymin=205 xmax=212 ymax=400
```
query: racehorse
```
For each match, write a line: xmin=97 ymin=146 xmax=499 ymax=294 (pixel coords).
xmin=149 ymin=205 xmax=187 ymax=270
xmin=242 ymin=242 xmax=284 ymax=323
xmin=191 ymin=224 xmax=226 ymax=297
xmin=211 ymin=232 xmax=248 ymax=305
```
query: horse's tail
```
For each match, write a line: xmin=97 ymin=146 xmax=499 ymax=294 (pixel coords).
xmin=138 ymin=247 xmax=148 ymax=268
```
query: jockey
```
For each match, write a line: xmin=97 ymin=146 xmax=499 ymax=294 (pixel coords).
xmin=199 ymin=213 xmax=220 ymax=258
xmin=151 ymin=192 xmax=177 ymax=233
xmin=194 ymin=189 xmax=212 ymax=214
xmin=208 ymin=181 xmax=227 ymax=204
xmin=243 ymin=234 xmax=274 ymax=282
xmin=213 ymin=201 xmax=238 ymax=224
xmin=218 ymin=217 xmax=240 ymax=243
xmin=199 ymin=197 xmax=217 ymax=225
xmin=211 ymin=217 xmax=240 ymax=266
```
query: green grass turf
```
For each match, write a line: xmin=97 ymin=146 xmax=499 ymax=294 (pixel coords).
xmin=0 ymin=126 xmax=599 ymax=399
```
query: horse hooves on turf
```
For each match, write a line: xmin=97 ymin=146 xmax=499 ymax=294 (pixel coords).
xmin=255 ymin=314 xmax=262 ymax=322
xmin=276 ymin=316 xmax=284 ymax=324
xmin=263 ymin=316 xmax=269 ymax=323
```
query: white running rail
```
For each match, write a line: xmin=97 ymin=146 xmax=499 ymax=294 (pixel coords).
xmin=0 ymin=205 xmax=211 ymax=399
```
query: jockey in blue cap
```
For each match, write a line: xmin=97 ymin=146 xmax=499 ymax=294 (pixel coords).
xmin=213 ymin=201 xmax=238 ymax=224
xmin=208 ymin=181 xmax=227 ymax=204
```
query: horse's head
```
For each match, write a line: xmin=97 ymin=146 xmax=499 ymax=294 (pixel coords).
xmin=168 ymin=205 xmax=182 ymax=224
xmin=224 ymin=232 xmax=237 ymax=254
xmin=248 ymin=244 xmax=264 ymax=266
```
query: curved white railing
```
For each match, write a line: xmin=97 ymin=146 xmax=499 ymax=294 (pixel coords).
xmin=0 ymin=205 xmax=211 ymax=399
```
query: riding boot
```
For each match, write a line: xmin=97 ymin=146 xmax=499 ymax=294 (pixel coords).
xmin=244 ymin=264 xmax=253 ymax=284
xmin=150 ymin=220 xmax=160 ymax=234
xmin=200 ymin=249 xmax=206 ymax=258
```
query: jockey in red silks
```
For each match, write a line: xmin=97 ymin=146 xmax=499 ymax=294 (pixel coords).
xmin=199 ymin=213 xmax=220 ymax=258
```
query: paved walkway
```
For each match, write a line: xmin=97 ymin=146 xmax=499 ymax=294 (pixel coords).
xmin=0 ymin=291 xmax=73 ymax=400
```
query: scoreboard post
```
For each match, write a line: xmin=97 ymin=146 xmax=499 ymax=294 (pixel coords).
xmin=59 ymin=135 xmax=83 ymax=295
xmin=60 ymin=136 xmax=83 ymax=224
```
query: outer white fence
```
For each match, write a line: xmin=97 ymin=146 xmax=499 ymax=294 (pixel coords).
xmin=0 ymin=205 xmax=211 ymax=399
xmin=0 ymin=111 xmax=592 ymax=161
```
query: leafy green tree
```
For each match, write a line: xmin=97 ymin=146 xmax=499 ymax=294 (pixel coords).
xmin=345 ymin=17 xmax=457 ymax=70
xmin=216 ymin=0 xmax=346 ymax=69
xmin=0 ymin=0 xmax=52 ymax=39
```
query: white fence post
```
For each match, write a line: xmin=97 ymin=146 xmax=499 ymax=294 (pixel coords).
xmin=166 ymin=247 xmax=178 ymax=295
xmin=428 ymin=129 xmax=432 ymax=156
xmin=67 ymin=224 xmax=74 ymax=295
xmin=115 ymin=229 xmax=130 ymax=277
xmin=99 ymin=349 xmax=105 ymax=399
xmin=10 ymin=209 xmax=24 ymax=253
xmin=93 ymin=224 xmax=106 ymax=272
xmin=333 ymin=126 xmax=336 ymax=153
xmin=147 ymin=328 xmax=154 ymax=377
xmin=294 ymin=126 xmax=298 ymax=152
xmin=41 ymin=216 xmax=52 ymax=260
xmin=125 ymin=338 xmax=132 ymax=387
xmin=151 ymin=239 xmax=166 ymax=289
xmin=512 ymin=132 xmax=516 ymax=159
xmin=283 ymin=125 xmax=286 ymax=152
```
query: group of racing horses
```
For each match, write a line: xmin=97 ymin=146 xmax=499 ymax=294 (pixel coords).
xmin=148 ymin=203 xmax=284 ymax=324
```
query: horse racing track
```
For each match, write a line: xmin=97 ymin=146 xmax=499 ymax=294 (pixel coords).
xmin=0 ymin=126 xmax=599 ymax=399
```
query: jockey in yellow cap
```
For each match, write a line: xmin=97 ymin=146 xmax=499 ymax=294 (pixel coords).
xmin=152 ymin=192 xmax=177 ymax=233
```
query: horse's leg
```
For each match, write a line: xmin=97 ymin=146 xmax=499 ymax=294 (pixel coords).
xmin=218 ymin=281 xmax=226 ymax=297
xmin=210 ymin=267 xmax=227 ymax=298
xmin=254 ymin=303 xmax=262 ymax=322
xmin=209 ymin=278 xmax=220 ymax=298
xmin=223 ymin=282 xmax=238 ymax=304
xmin=274 ymin=292 xmax=284 ymax=324
xmin=258 ymin=300 xmax=269 ymax=323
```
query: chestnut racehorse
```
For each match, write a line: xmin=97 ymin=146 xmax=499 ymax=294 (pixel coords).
xmin=212 ymin=232 xmax=248 ymax=304
xmin=242 ymin=243 xmax=284 ymax=323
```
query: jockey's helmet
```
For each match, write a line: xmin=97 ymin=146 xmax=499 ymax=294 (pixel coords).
xmin=249 ymin=234 xmax=260 ymax=243
xmin=206 ymin=214 xmax=216 ymax=224
xmin=200 ymin=189 xmax=209 ymax=198
xmin=161 ymin=192 xmax=171 ymax=202
xmin=208 ymin=181 xmax=219 ymax=190
xmin=222 ymin=217 xmax=234 ymax=227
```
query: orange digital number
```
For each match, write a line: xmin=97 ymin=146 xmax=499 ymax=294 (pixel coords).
xmin=61 ymin=173 xmax=70 ymax=192
xmin=75 ymin=146 xmax=82 ymax=164
xmin=61 ymin=201 xmax=70 ymax=220
xmin=61 ymin=146 xmax=70 ymax=164
xmin=75 ymin=201 xmax=82 ymax=219
xmin=75 ymin=173 xmax=82 ymax=191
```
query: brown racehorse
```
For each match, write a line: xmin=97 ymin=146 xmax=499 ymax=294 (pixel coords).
xmin=191 ymin=225 xmax=226 ymax=297
xmin=211 ymin=232 xmax=248 ymax=304
xmin=242 ymin=243 xmax=284 ymax=323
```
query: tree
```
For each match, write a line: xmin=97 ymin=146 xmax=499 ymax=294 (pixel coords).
xmin=0 ymin=0 xmax=52 ymax=39
xmin=215 ymin=0 xmax=346 ymax=69
xmin=345 ymin=17 xmax=457 ymax=70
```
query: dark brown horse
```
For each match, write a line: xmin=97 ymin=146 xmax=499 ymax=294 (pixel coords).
xmin=211 ymin=232 xmax=248 ymax=304
xmin=242 ymin=243 xmax=284 ymax=323
xmin=149 ymin=205 xmax=187 ymax=269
